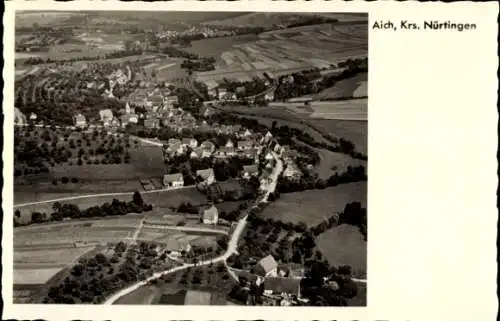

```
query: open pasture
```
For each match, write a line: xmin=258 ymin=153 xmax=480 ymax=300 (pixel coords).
xmin=14 ymin=267 xmax=64 ymax=285
xmin=15 ymin=226 xmax=136 ymax=247
xmin=313 ymin=72 xmax=367 ymax=100
xmin=14 ymin=246 xmax=96 ymax=265
xmin=316 ymin=224 xmax=367 ymax=278
xmin=259 ymin=182 xmax=367 ymax=227
xmin=307 ymin=119 xmax=367 ymax=154
xmin=314 ymin=148 xmax=367 ymax=179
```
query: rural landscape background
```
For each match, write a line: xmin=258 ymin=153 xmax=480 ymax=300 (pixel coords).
xmin=13 ymin=11 xmax=368 ymax=307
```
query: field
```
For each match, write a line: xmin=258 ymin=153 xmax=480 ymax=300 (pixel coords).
xmin=14 ymin=187 xmax=207 ymax=224
xmin=308 ymin=119 xmax=368 ymax=154
xmin=14 ymin=267 xmax=65 ymax=285
xmin=14 ymin=246 xmax=96 ymax=266
xmin=114 ymin=262 xmax=236 ymax=305
xmin=316 ymin=224 xmax=367 ymax=278
xmin=313 ymin=148 xmax=367 ymax=179
xmin=194 ymin=21 xmax=367 ymax=84
xmin=313 ymin=72 xmax=367 ymax=100
xmin=259 ymin=182 xmax=367 ymax=227
xmin=349 ymin=281 xmax=367 ymax=306
xmin=202 ymin=12 xmax=367 ymax=28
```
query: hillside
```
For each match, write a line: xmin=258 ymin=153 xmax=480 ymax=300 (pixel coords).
xmin=202 ymin=12 xmax=367 ymax=28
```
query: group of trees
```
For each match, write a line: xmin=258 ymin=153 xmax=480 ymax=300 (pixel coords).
xmin=14 ymin=126 xmax=135 ymax=176
xmin=181 ymin=57 xmax=216 ymax=72
xmin=43 ymin=241 xmax=172 ymax=304
xmin=23 ymin=191 xmax=151 ymax=226
xmin=274 ymin=57 xmax=368 ymax=102
xmin=276 ymin=164 xmax=367 ymax=194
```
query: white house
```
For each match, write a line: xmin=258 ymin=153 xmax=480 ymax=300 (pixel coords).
xmin=253 ymin=255 xmax=278 ymax=277
xmin=163 ymin=173 xmax=184 ymax=188
xmin=73 ymin=113 xmax=87 ymax=127
xmin=196 ymin=168 xmax=215 ymax=185
xmin=200 ymin=204 xmax=219 ymax=225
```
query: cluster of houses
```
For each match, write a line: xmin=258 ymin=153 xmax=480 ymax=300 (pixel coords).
xmin=230 ymin=254 xmax=307 ymax=306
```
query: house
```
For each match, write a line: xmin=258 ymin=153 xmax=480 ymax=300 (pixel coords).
xmin=163 ymin=173 xmax=184 ymax=188
xmin=217 ymin=88 xmax=228 ymax=100
xmin=261 ymin=131 xmax=274 ymax=144
xmin=264 ymin=90 xmax=275 ymax=101
xmin=196 ymin=168 xmax=215 ymax=185
xmin=190 ymin=147 xmax=202 ymax=159
xmin=253 ymin=255 xmax=278 ymax=277
xmin=242 ymin=165 xmax=259 ymax=179
xmin=144 ymin=118 xmax=160 ymax=129
xmin=168 ymin=138 xmax=182 ymax=146
xmin=263 ymin=277 xmax=301 ymax=298
xmin=181 ymin=138 xmax=198 ymax=148
xmin=99 ymin=109 xmax=114 ymax=126
xmin=73 ymin=113 xmax=87 ymax=127
xmin=264 ymin=151 xmax=275 ymax=161
xmin=237 ymin=140 xmax=254 ymax=151
xmin=200 ymin=204 xmax=219 ymax=225
xmin=216 ymin=147 xmax=236 ymax=158
xmin=225 ymin=139 xmax=234 ymax=148
xmin=239 ymin=148 xmax=259 ymax=163
xmin=128 ymin=113 xmax=139 ymax=124
xmin=241 ymin=129 xmax=253 ymax=138
xmin=119 ymin=114 xmax=130 ymax=128
xmin=283 ymin=162 xmax=302 ymax=180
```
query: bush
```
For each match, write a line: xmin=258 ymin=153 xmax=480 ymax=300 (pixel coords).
xmin=61 ymin=177 xmax=69 ymax=184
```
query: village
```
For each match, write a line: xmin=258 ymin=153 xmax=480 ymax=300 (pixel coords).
xmin=13 ymin=11 xmax=367 ymax=307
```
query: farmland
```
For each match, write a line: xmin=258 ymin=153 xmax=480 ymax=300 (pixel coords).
xmin=313 ymin=148 xmax=367 ymax=179
xmin=114 ymin=262 xmax=236 ymax=305
xmin=14 ymin=187 xmax=207 ymax=224
xmin=316 ymin=224 xmax=367 ymax=278
xmin=193 ymin=21 xmax=367 ymax=84
xmin=312 ymin=72 xmax=367 ymax=100
xmin=259 ymin=182 xmax=367 ymax=227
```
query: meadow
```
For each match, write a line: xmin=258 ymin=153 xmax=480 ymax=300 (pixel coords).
xmin=316 ymin=224 xmax=367 ymax=278
xmin=259 ymin=182 xmax=367 ymax=227
xmin=313 ymin=72 xmax=367 ymax=100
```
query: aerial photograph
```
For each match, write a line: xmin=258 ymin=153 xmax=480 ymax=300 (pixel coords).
xmin=13 ymin=11 xmax=368 ymax=306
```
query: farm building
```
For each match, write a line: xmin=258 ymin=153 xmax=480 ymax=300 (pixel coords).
xmin=99 ymin=109 xmax=114 ymax=126
xmin=283 ymin=162 xmax=302 ymax=180
xmin=225 ymin=139 xmax=234 ymax=148
xmin=73 ymin=113 xmax=87 ymax=127
xmin=144 ymin=118 xmax=160 ymax=129
xmin=181 ymin=138 xmax=198 ymax=148
xmin=196 ymin=168 xmax=215 ymax=185
xmin=261 ymin=131 xmax=274 ymax=145
xmin=200 ymin=204 xmax=219 ymax=225
xmin=163 ymin=173 xmax=184 ymax=188
xmin=253 ymin=255 xmax=278 ymax=277
xmin=215 ymin=147 xmax=236 ymax=158
xmin=263 ymin=277 xmax=301 ymax=298
xmin=237 ymin=140 xmax=255 ymax=151
xmin=242 ymin=165 xmax=259 ymax=179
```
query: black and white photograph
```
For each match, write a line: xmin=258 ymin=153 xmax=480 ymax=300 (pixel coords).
xmin=11 ymin=10 xmax=368 ymax=306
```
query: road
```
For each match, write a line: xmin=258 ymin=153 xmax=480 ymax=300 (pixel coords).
xmin=14 ymin=185 xmax=195 ymax=208
xmin=142 ymin=223 xmax=229 ymax=235
xmin=103 ymin=151 xmax=284 ymax=305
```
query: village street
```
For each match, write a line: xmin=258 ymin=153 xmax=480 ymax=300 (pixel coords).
xmin=102 ymin=151 xmax=284 ymax=305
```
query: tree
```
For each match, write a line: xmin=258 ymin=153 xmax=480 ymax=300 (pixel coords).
xmin=133 ymin=191 xmax=144 ymax=207
xmin=15 ymin=210 xmax=21 ymax=218
xmin=52 ymin=202 xmax=62 ymax=213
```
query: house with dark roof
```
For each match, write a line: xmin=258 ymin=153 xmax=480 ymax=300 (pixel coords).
xmin=181 ymin=137 xmax=198 ymax=148
xmin=196 ymin=168 xmax=215 ymax=185
xmin=263 ymin=277 xmax=301 ymax=298
xmin=237 ymin=140 xmax=255 ymax=151
xmin=215 ymin=147 xmax=236 ymax=158
xmin=200 ymin=204 xmax=219 ymax=225
xmin=163 ymin=173 xmax=184 ymax=188
xmin=253 ymin=255 xmax=278 ymax=277
xmin=242 ymin=165 xmax=259 ymax=179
